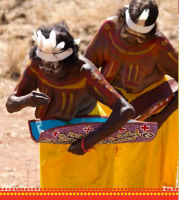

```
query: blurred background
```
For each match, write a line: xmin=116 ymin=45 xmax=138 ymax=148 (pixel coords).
xmin=0 ymin=0 xmax=178 ymax=187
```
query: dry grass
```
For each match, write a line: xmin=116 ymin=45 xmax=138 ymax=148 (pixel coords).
xmin=0 ymin=0 xmax=177 ymax=79
xmin=6 ymin=40 xmax=27 ymax=80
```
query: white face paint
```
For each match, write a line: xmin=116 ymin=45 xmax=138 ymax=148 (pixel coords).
xmin=39 ymin=60 xmax=62 ymax=74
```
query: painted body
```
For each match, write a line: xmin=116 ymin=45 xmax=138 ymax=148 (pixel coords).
xmin=12 ymin=56 xmax=124 ymax=121
xmin=6 ymin=54 xmax=135 ymax=155
xmin=85 ymin=20 xmax=178 ymax=94
xmin=84 ymin=18 xmax=178 ymax=188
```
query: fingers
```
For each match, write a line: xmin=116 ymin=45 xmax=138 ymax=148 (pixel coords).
xmin=31 ymin=91 xmax=50 ymax=103
xmin=33 ymin=100 xmax=49 ymax=105
xmin=67 ymin=143 xmax=76 ymax=152
xmin=67 ymin=145 xmax=72 ymax=153
xmin=67 ymin=143 xmax=85 ymax=155
xmin=32 ymin=91 xmax=50 ymax=99
xmin=33 ymin=96 xmax=50 ymax=103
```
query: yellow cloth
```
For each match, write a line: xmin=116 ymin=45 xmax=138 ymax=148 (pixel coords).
xmin=40 ymin=103 xmax=115 ymax=188
xmin=99 ymin=76 xmax=177 ymax=188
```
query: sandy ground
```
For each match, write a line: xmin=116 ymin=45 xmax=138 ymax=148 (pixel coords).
xmin=0 ymin=0 xmax=178 ymax=188
xmin=0 ymin=78 xmax=39 ymax=187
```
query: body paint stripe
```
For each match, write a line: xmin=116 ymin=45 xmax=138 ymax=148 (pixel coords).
xmin=61 ymin=92 xmax=66 ymax=111
xmin=106 ymin=61 xmax=114 ymax=78
xmin=109 ymin=32 xmax=156 ymax=55
xmin=167 ymin=52 xmax=178 ymax=63
xmin=30 ymin=68 xmax=87 ymax=90
xmin=134 ymin=65 xmax=139 ymax=82
xmin=66 ymin=93 xmax=73 ymax=113
xmin=128 ymin=65 xmax=132 ymax=81
xmin=93 ymin=86 xmax=109 ymax=102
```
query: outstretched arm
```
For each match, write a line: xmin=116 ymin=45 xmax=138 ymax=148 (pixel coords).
xmin=68 ymin=65 xmax=135 ymax=155
xmin=6 ymin=60 xmax=50 ymax=113
xmin=6 ymin=91 xmax=50 ymax=113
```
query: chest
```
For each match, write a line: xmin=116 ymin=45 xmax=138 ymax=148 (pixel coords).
xmin=35 ymin=75 xmax=88 ymax=118
xmin=36 ymin=77 xmax=87 ymax=101
xmin=102 ymin=32 xmax=157 ymax=83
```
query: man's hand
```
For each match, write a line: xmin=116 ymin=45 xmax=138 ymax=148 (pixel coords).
xmin=68 ymin=140 xmax=86 ymax=155
xmin=24 ymin=91 xmax=50 ymax=107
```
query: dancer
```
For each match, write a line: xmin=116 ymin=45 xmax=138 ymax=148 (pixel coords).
xmin=6 ymin=21 xmax=135 ymax=188
xmin=84 ymin=0 xmax=178 ymax=188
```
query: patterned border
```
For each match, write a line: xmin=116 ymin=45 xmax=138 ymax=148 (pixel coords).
xmin=0 ymin=191 xmax=178 ymax=196
xmin=0 ymin=188 xmax=178 ymax=191
xmin=0 ymin=2 xmax=178 ymax=199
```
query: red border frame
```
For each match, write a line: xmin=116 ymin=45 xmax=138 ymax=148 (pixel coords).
xmin=1 ymin=2 xmax=178 ymax=200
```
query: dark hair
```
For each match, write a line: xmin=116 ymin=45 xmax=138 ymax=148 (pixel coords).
xmin=30 ymin=20 xmax=79 ymax=70
xmin=116 ymin=0 xmax=159 ymax=35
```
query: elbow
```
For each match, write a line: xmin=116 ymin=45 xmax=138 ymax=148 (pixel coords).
xmin=120 ymin=102 xmax=135 ymax=121
xmin=120 ymin=98 xmax=135 ymax=120
xmin=5 ymin=98 xmax=16 ymax=113
xmin=6 ymin=102 xmax=13 ymax=113
xmin=114 ymin=99 xmax=135 ymax=121
xmin=125 ymin=106 xmax=135 ymax=120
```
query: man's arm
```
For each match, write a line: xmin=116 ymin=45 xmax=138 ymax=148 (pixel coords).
xmin=144 ymin=91 xmax=178 ymax=128
xmin=156 ymin=39 xmax=178 ymax=82
xmin=144 ymin=38 xmax=178 ymax=128
xmin=84 ymin=21 xmax=108 ymax=68
xmin=6 ymin=60 xmax=50 ymax=113
xmin=68 ymin=66 xmax=135 ymax=155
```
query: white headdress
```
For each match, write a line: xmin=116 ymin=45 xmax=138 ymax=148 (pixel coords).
xmin=32 ymin=29 xmax=80 ymax=62
xmin=124 ymin=5 xmax=155 ymax=34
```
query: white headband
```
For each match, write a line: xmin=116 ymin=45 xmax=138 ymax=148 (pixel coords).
xmin=32 ymin=29 xmax=80 ymax=62
xmin=36 ymin=48 xmax=73 ymax=62
xmin=125 ymin=8 xmax=155 ymax=33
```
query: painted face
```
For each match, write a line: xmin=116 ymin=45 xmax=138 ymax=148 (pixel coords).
xmin=120 ymin=24 xmax=146 ymax=45
xmin=38 ymin=59 xmax=68 ymax=80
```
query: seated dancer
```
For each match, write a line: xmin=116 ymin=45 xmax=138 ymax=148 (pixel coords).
xmin=84 ymin=0 xmax=178 ymax=188
xmin=6 ymin=21 xmax=135 ymax=188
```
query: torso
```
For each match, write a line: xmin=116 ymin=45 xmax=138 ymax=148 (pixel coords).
xmin=31 ymin=59 xmax=96 ymax=121
xmin=100 ymin=20 xmax=165 ymax=94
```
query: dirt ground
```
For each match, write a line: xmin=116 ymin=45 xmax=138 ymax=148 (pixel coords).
xmin=0 ymin=0 xmax=178 ymax=188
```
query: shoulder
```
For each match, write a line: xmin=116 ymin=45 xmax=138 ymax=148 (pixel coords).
xmin=88 ymin=18 xmax=116 ymax=47
xmin=79 ymin=55 xmax=96 ymax=73
xmin=98 ymin=17 xmax=116 ymax=32
xmin=25 ymin=58 xmax=38 ymax=70
xmin=22 ymin=58 xmax=39 ymax=77
xmin=153 ymin=30 xmax=175 ymax=50
xmin=79 ymin=55 xmax=103 ymax=79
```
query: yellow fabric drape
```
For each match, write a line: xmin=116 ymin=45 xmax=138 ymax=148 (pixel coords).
xmin=99 ymin=75 xmax=177 ymax=188
xmin=40 ymin=76 xmax=177 ymax=188
xmin=40 ymin=103 xmax=115 ymax=188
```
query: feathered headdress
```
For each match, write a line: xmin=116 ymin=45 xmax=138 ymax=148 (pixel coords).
xmin=32 ymin=29 xmax=80 ymax=62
